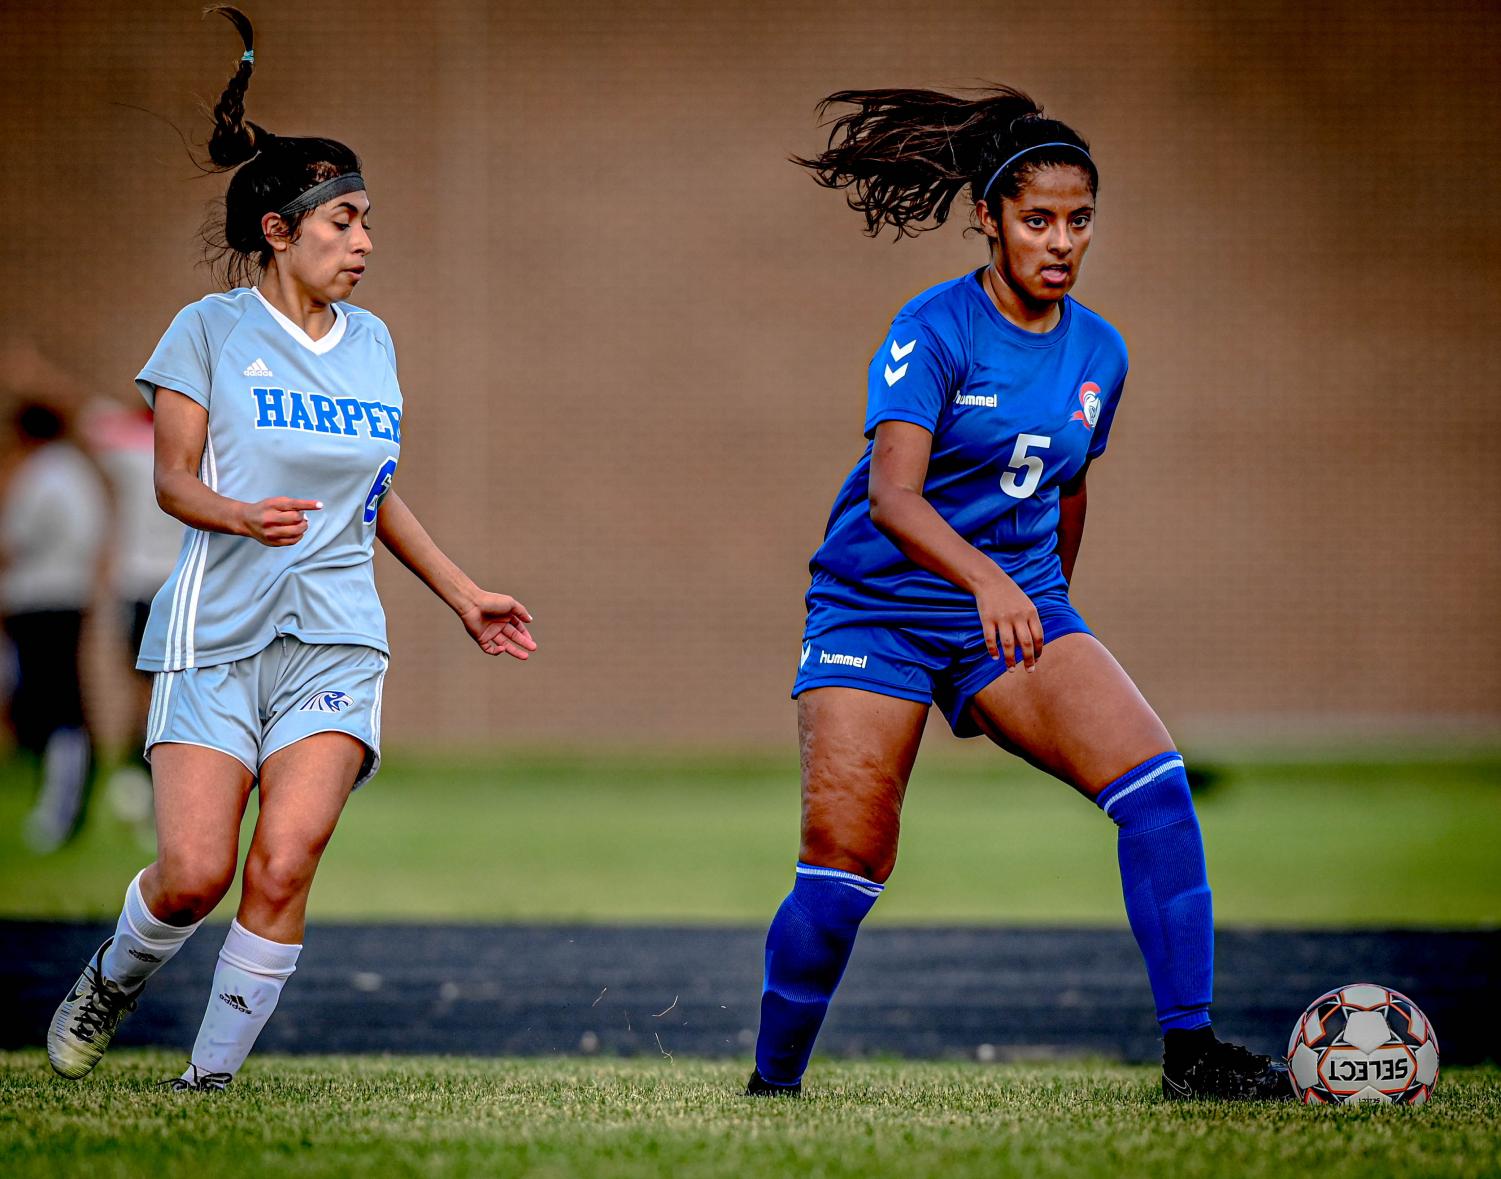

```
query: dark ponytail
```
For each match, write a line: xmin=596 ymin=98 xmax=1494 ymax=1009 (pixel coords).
xmin=204 ymin=5 xmax=270 ymax=169
xmin=792 ymin=85 xmax=1096 ymax=240
xmin=198 ymin=6 xmax=361 ymax=287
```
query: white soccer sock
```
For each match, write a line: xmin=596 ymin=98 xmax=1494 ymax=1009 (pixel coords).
xmin=184 ymin=920 xmax=301 ymax=1081
xmin=99 ymin=869 xmax=202 ymax=990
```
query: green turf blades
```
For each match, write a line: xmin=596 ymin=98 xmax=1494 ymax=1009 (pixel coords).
xmin=1 ymin=1052 xmax=1497 ymax=1179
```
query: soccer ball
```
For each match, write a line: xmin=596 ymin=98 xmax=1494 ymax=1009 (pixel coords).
xmin=1286 ymin=982 xmax=1439 ymax=1105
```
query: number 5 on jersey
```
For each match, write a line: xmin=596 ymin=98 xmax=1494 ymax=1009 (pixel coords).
xmin=363 ymin=456 xmax=399 ymax=524
xmin=999 ymin=433 xmax=1050 ymax=499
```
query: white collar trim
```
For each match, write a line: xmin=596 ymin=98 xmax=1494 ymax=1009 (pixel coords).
xmin=251 ymin=287 xmax=348 ymax=355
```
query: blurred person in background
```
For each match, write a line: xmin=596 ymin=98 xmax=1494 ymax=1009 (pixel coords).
xmin=45 ymin=7 xmax=536 ymax=1094
xmin=748 ymin=86 xmax=1289 ymax=1103
xmin=0 ymin=338 xmax=183 ymax=846
xmin=83 ymin=395 xmax=183 ymax=840
xmin=0 ymin=400 xmax=109 ymax=852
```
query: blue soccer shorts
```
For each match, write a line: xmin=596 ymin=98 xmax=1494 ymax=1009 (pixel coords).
xmin=144 ymin=636 xmax=389 ymax=787
xmin=791 ymin=586 xmax=1093 ymax=738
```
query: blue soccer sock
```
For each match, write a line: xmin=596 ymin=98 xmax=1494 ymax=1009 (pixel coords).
xmin=755 ymin=862 xmax=884 ymax=1086
xmin=1096 ymin=753 xmax=1214 ymax=1033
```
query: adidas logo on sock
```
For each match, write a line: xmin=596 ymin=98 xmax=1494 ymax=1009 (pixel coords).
xmin=242 ymin=357 xmax=273 ymax=377
xmin=218 ymin=992 xmax=252 ymax=1015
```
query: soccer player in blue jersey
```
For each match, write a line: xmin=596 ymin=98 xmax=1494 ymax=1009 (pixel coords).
xmin=747 ymin=86 xmax=1289 ymax=1101
xmin=45 ymin=8 xmax=536 ymax=1090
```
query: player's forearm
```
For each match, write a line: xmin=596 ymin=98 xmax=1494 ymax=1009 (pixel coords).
xmin=375 ymin=491 xmax=479 ymax=615
xmin=1056 ymin=479 xmax=1087 ymax=584
xmin=869 ymin=487 xmax=1007 ymax=595
xmin=154 ymin=466 xmax=252 ymax=536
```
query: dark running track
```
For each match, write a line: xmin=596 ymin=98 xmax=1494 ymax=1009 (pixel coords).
xmin=2 ymin=922 xmax=1495 ymax=1064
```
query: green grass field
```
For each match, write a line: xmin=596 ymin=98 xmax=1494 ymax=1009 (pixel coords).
xmin=2 ymin=1052 xmax=1497 ymax=1179
xmin=1 ymin=749 xmax=1497 ymax=925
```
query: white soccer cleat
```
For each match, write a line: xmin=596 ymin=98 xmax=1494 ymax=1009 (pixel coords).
xmin=47 ymin=939 xmax=142 ymax=1079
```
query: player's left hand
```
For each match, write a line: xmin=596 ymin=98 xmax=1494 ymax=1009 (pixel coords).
xmin=460 ymin=592 xmax=537 ymax=660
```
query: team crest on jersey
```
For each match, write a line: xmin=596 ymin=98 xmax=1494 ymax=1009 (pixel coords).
xmin=299 ymin=690 xmax=355 ymax=714
xmin=1071 ymin=382 xmax=1102 ymax=430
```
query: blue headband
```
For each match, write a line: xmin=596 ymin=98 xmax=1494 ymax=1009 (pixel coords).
xmin=241 ymin=50 xmax=254 ymax=64
xmin=980 ymin=142 xmax=1093 ymax=204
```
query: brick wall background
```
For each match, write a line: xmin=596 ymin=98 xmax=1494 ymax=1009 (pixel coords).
xmin=2 ymin=0 xmax=1497 ymax=747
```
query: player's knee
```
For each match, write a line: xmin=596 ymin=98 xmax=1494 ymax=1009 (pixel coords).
xmin=242 ymin=844 xmax=317 ymax=913
xmin=799 ymin=827 xmax=898 ymax=884
xmin=153 ymin=853 xmax=236 ymax=922
xmin=798 ymin=744 xmax=908 ymax=883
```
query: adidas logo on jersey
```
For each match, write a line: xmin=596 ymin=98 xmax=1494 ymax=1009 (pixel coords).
xmin=242 ymin=358 xmax=274 ymax=378
xmin=299 ymin=690 xmax=354 ymax=714
xmin=218 ymin=992 xmax=252 ymax=1015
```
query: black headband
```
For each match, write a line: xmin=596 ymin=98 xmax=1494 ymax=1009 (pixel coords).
xmin=277 ymin=172 xmax=366 ymax=218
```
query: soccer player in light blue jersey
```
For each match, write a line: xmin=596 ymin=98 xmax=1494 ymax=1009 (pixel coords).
xmin=748 ymin=86 xmax=1289 ymax=1101
xmin=46 ymin=7 xmax=536 ymax=1090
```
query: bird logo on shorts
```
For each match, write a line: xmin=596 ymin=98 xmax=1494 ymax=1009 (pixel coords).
xmin=1071 ymin=381 xmax=1102 ymax=430
xmin=299 ymin=691 xmax=355 ymax=714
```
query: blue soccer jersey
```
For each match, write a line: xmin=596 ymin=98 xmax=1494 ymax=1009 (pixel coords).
xmin=809 ymin=269 xmax=1128 ymax=615
xmin=134 ymin=288 xmax=402 ymax=672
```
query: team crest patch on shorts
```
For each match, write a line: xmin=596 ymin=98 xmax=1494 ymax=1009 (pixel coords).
xmin=299 ymin=690 xmax=355 ymax=713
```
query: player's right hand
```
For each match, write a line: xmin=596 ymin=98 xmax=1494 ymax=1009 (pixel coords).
xmin=974 ymin=571 xmax=1045 ymax=672
xmin=239 ymin=497 xmax=322 ymax=546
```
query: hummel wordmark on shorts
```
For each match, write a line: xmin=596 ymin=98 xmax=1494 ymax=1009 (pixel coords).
xmin=145 ymin=636 xmax=388 ymax=787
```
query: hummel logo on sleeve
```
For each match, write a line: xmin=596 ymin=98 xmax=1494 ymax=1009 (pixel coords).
xmin=883 ymin=338 xmax=916 ymax=387
xmin=218 ymin=992 xmax=253 ymax=1015
xmin=242 ymin=358 xmax=274 ymax=378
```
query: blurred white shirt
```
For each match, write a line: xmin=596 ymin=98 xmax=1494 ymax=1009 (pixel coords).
xmin=85 ymin=402 xmax=181 ymax=603
xmin=0 ymin=442 xmax=108 ymax=613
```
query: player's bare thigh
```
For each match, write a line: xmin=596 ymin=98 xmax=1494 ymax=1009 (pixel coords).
xmin=797 ymin=687 xmax=929 ymax=882
xmin=141 ymin=742 xmax=256 ymax=923
xmin=966 ymin=632 xmax=1173 ymax=798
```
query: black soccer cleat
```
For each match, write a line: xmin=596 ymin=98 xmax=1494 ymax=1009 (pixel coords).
xmin=163 ymin=1064 xmax=234 ymax=1092
xmin=1162 ymin=1035 xmax=1293 ymax=1101
xmin=745 ymin=1068 xmax=802 ymax=1097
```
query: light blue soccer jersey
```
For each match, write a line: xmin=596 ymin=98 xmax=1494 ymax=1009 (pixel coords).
xmin=810 ymin=269 xmax=1129 ymax=613
xmin=135 ymin=287 xmax=402 ymax=672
